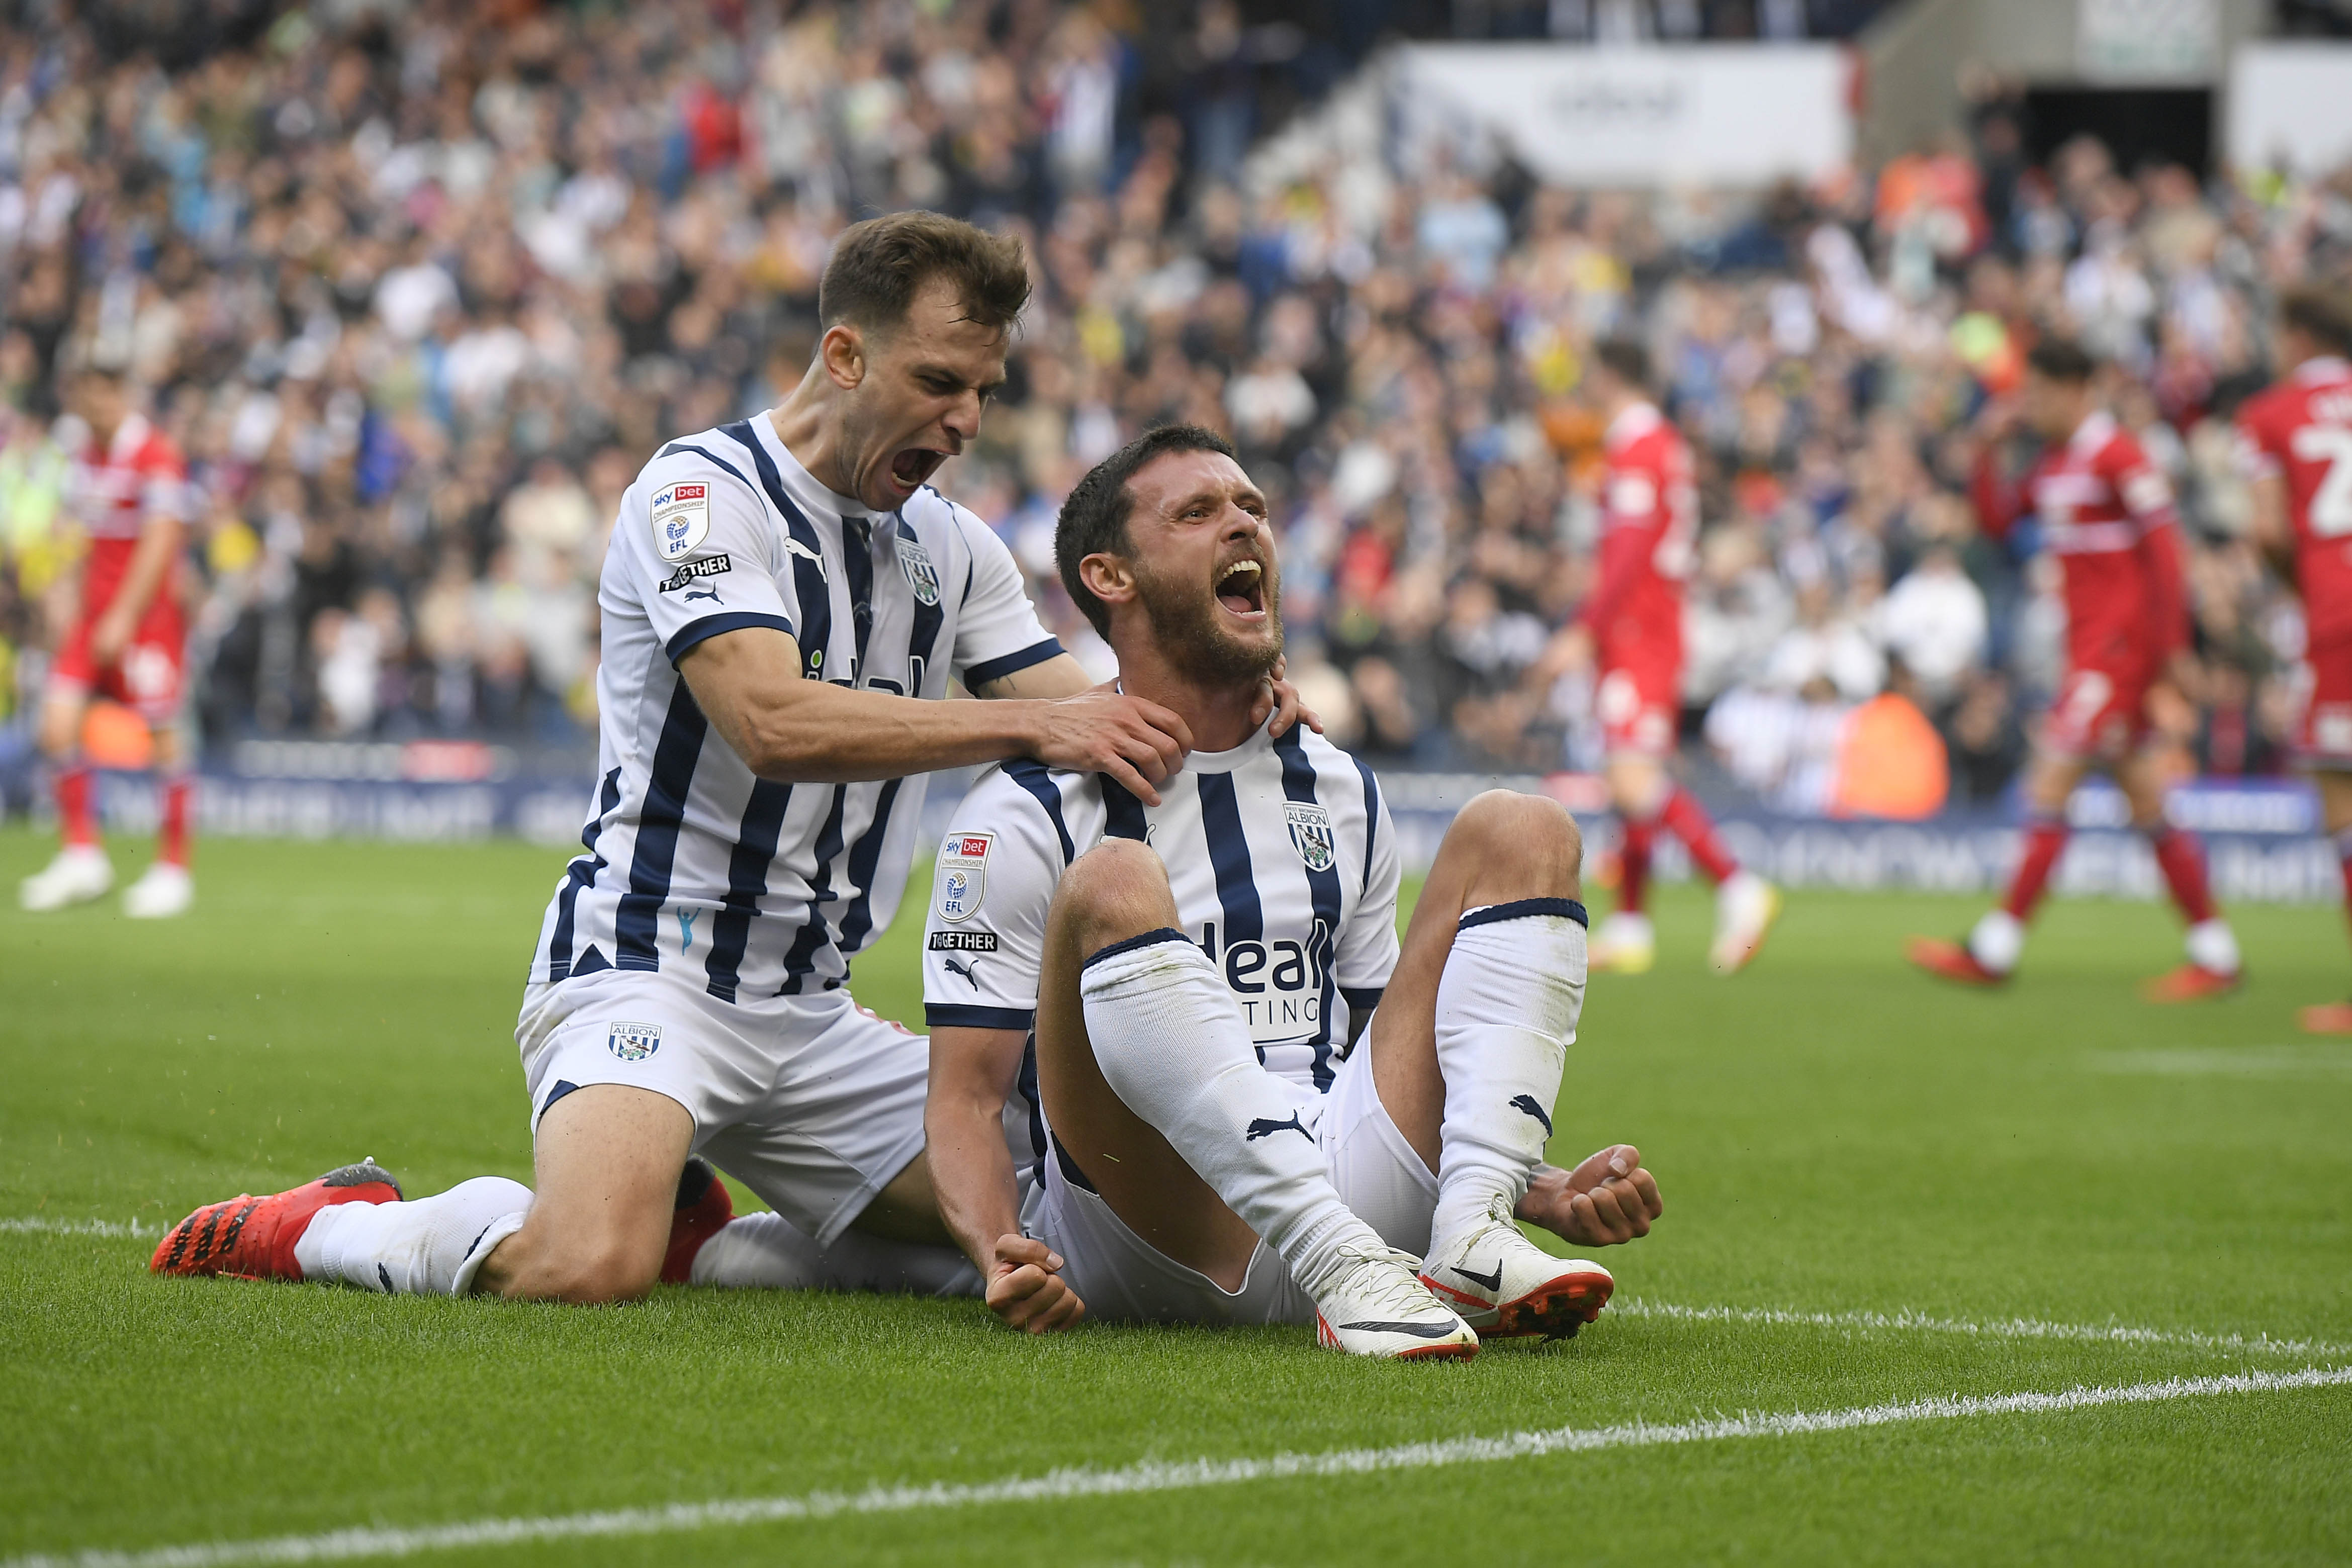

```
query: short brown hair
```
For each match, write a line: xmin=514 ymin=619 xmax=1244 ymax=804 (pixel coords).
xmin=818 ymin=211 xmax=1031 ymax=338
xmin=2026 ymin=336 xmax=2097 ymax=384
xmin=1056 ymin=424 xmax=1240 ymax=637
xmin=1593 ymin=337 xmax=1651 ymax=391
xmin=2281 ymin=285 xmax=2352 ymax=357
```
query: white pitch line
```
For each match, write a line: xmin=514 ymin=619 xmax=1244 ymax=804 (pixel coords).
xmin=1611 ymin=1298 xmax=2352 ymax=1362
xmin=9 ymin=1365 xmax=2349 ymax=1568
xmin=0 ymin=1217 xmax=158 ymax=1239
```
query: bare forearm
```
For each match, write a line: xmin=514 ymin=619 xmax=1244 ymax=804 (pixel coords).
xmin=108 ymin=521 xmax=179 ymax=623
xmin=727 ymin=680 xmax=1045 ymax=782
xmin=925 ymin=1096 xmax=1026 ymax=1272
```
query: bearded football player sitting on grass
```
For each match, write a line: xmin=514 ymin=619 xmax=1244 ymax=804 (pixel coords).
xmin=920 ymin=426 xmax=1663 ymax=1358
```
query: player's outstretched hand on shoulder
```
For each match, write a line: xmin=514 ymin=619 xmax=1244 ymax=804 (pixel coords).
xmin=1031 ymin=690 xmax=1193 ymax=806
xmin=985 ymin=1234 xmax=1085 ymax=1335
xmin=1516 ymin=1143 xmax=1662 ymax=1248
xmin=1249 ymin=657 xmax=1323 ymax=740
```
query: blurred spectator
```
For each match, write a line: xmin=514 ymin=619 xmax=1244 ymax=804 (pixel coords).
xmin=1874 ymin=543 xmax=1986 ymax=708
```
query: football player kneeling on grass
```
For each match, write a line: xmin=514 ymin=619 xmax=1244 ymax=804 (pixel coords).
xmin=150 ymin=215 xmax=1315 ymax=1306
xmin=920 ymin=426 xmax=1663 ymax=1359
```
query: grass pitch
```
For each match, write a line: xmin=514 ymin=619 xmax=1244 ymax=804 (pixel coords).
xmin=2 ymin=824 xmax=2348 ymax=1565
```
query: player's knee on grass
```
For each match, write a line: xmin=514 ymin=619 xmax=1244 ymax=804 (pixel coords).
xmin=491 ymin=1211 xmax=668 ymax=1304
xmin=1445 ymin=790 xmax=1583 ymax=903
xmin=491 ymin=1085 xmax=689 ymax=1303
xmin=1052 ymin=838 xmax=1182 ymax=959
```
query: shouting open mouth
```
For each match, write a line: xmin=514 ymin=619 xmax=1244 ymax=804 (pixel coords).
xmin=887 ymin=445 xmax=951 ymax=496
xmin=1215 ymin=558 xmax=1268 ymax=622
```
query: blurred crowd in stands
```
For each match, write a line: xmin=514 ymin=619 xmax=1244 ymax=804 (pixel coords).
xmin=0 ymin=0 xmax=2340 ymax=815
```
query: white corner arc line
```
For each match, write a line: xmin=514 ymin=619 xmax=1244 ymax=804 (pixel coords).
xmin=10 ymin=1366 xmax=2348 ymax=1568
xmin=1611 ymin=1298 xmax=2352 ymax=1361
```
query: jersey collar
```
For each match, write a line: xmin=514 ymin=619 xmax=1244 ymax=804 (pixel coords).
xmin=749 ymin=412 xmax=888 ymax=530
xmin=106 ymin=412 xmax=152 ymax=462
xmin=2066 ymin=408 xmax=2117 ymax=455
xmin=1604 ymin=401 xmax=1663 ymax=451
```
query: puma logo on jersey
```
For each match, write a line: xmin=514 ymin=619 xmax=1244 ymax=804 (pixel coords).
xmin=1244 ymin=1112 xmax=1309 ymax=1142
xmin=943 ymin=956 xmax=980 ymax=989
xmin=1509 ymin=1094 xmax=1553 ymax=1137
xmin=681 ymin=586 xmax=721 ymax=603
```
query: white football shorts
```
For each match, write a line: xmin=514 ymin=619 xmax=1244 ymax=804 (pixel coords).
xmin=516 ymin=968 xmax=930 ymax=1249
xmin=1034 ymin=1032 xmax=1439 ymax=1325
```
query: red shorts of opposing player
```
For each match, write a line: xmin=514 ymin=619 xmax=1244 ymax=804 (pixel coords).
xmin=1596 ymin=659 xmax=1677 ymax=758
xmin=47 ymin=597 xmax=189 ymax=725
xmin=2039 ymin=660 xmax=2155 ymax=763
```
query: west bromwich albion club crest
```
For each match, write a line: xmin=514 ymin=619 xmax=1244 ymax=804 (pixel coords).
xmin=1285 ymin=802 xmax=1335 ymax=872
xmin=607 ymin=1021 xmax=663 ymax=1062
xmin=897 ymin=536 xmax=941 ymax=606
xmin=935 ymin=832 xmax=990 ymax=922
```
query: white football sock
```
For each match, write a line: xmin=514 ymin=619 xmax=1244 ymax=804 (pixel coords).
xmin=1428 ymin=901 xmax=1587 ymax=1251
xmin=2186 ymin=918 xmax=2240 ymax=975
xmin=690 ymin=1212 xmax=981 ymax=1296
xmin=1969 ymin=908 xmax=2025 ymax=974
xmin=1080 ymin=930 xmax=1380 ymax=1296
xmin=293 ymin=1177 xmax=532 ymax=1296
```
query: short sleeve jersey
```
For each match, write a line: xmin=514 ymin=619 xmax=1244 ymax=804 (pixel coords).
xmin=920 ymin=721 xmax=1401 ymax=1167
xmin=2236 ymin=355 xmax=2352 ymax=651
xmin=1982 ymin=411 xmax=2184 ymax=673
xmin=528 ymin=415 xmax=1062 ymax=1000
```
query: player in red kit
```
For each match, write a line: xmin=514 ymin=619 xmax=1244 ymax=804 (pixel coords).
xmin=1533 ymin=339 xmax=1779 ymax=975
xmin=1909 ymin=338 xmax=2239 ymax=999
xmin=2239 ymin=288 xmax=2352 ymax=1032
xmin=18 ymin=363 xmax=197 ymax=918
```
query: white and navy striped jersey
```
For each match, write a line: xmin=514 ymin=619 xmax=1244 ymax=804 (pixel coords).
xmin=920 ymin=721 xmax=1401 ymax=1093
xmin=528 ymin=415 xmax=1061 ymax=1001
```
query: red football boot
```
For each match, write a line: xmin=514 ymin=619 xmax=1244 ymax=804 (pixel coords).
xmin=660 ymin=1156 xmax=734 ymax=1284
xmin=2142 ymin=964 xmax=2243 ymax=1003
xmin=150 ymin=1159 xmax=402 ymax=1281
xmin=1905 ymin=936 xmax=2010 ymax=987
xmin=2300 ymin=1001 xmax=2352 ymax=1035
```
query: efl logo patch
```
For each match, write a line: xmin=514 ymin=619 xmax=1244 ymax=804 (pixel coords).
xmin=898 ymin=536 xmax=941 ymax=606
xmin=652 ymin=484 xmax=710 ymax=562
xmin=935 ymin=832 xmax=991 ymax=923
xmin=606 ymin=1021 xmax=662 ymax=1062
xmin=658 ymin=554 xmax=732 ymax=592
xmin=1285 ymin=802 xmax=1336 ymax=873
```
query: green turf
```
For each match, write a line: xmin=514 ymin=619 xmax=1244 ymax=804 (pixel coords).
xmin=2 ymin=824 xmax=2348 ymax=1565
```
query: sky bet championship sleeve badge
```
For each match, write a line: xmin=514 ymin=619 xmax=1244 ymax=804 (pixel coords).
xmin=1286 ymin=802 xmax=1336 ymax=872
xmin=651 ymin=483 xmax=710 ymax=562
xmin=897 ymin=534 xmax=941 ymax=606
xmin=935 ymin=832 xmax=991 ymax=922
xmin=606 ymin=1021 xmax=662 ymax=1062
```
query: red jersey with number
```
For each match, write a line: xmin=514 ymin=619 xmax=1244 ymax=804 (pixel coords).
xmin=1578 ymin=402 xmax=1696 ymax=670
xmin=67 ymin=413 xmax=190 ymax=613
xmin=1972 ymin=410 xmax=2188 ymax=674
xmin=2236 ymin=355 xmax=2352 ymax=651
